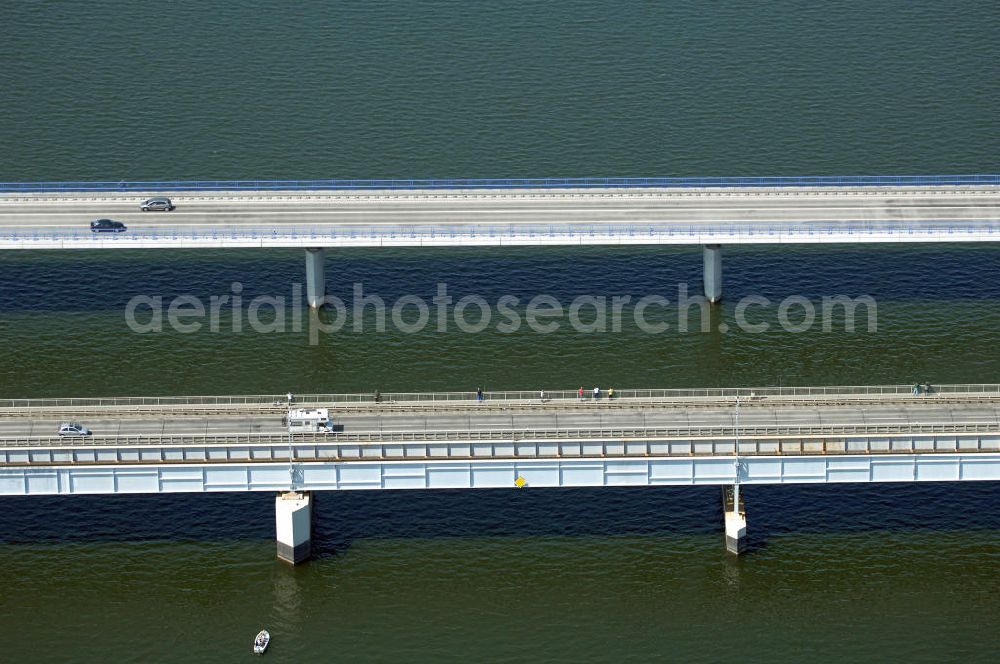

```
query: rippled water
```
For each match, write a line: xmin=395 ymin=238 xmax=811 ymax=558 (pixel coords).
xmin=3 ymin=484 xmax=1000 ymax=662
xmin=3 ymin=1 xmax=999 ymax=180
xmin=3 ymin=244 xmax=1000 ymax=396
xmin=2 ymin=1 xmax=1000 ymax=661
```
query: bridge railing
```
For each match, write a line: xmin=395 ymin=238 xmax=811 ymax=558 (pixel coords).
xmin=3 ymin=221 xmax=1000 ymax=245
xmin=2 ymin=424 xmax=999 ymax=458
xmin=1 ymin=174 xmax=999 ymax=193
xmin=3 ymin=384 xmax=999 ymax=410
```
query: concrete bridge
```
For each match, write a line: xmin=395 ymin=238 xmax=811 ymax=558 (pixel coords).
xmin=3 ymin=384 xmax=1000 ymax=562
xmin=2 ymin=175 xmax=999 ymax=305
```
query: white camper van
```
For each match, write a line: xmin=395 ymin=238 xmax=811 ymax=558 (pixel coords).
xmin=286 ymin=408 xmax=333 ymax=433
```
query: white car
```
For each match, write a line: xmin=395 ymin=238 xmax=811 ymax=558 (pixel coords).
xmin=140 ymin=197 xmax=175 ymax=211
xmin=57 ymin=422 xmax=91 ymax=437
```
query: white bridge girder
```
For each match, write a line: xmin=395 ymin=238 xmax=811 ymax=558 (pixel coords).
xmin=2 ymin=431 xmax=999 ymax=465
xmin=2 ymin=453 xmax=1000 ymax=496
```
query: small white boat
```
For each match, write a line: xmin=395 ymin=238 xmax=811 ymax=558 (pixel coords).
xmin=253 ymin=629 xmax=270 ymax=655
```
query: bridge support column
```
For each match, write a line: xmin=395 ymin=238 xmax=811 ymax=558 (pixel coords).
xmin=305 ymin=248 xmax=326 ymax=309
xmin=703 ymin=244 xmax=722 ymax=303
xmin=723 ymin=485 xmax=746 ymax=555
xmin=276 ymin=491 xmax=312 ymax=564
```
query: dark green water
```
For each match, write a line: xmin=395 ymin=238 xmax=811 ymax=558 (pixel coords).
xmin=3 ymin=0 xmax=999 ymax=180
xmin=2 ymin=2 xmax=1000 ymax=662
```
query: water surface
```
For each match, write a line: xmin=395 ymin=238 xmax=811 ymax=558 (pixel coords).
xmin=2 ymin=1 xmax=999 ymax=661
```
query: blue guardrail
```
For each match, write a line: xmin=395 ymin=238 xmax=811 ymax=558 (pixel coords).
xmin=0 ymin=175 xmax=998 ymax=193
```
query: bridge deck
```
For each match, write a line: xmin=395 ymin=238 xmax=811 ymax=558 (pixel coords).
xmin=2 ymin=388 xmax=1000 ymax=448
xmin=5 ymin=386 xmax=1000 ymax=493
xmin=2 ymin=401 xmax=1000 ymax=439
xmin=3 ymin=185 xmax=1000 ymax=248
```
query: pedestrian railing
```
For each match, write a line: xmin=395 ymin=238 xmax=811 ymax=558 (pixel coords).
xmin=2 ymin=384 xmax=1000 ymax=410
xmin=1 ymin=174 xmax=999 ymax=193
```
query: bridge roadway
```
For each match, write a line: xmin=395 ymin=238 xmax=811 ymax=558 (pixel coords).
xmin=3 ymin=185 xmax=1000 ymax=248
xmin=2 ymin=399 xmax=1000 ymax=444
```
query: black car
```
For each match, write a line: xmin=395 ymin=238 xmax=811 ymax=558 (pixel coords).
xmin=140 ymin=197 xmax=175 ymax=211
xmin=90 ymin=219 xmax=127 ymax=233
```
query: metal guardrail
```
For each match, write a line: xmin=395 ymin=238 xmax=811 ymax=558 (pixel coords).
xmin=4 ymin=420 xmax=1000 ymax=448
xmin=1 ymin=175 xmax=999 ymax=193
xmin=3 ymin=221 xmax=1000 ymax=245
xmin=4 ymin=428 xmax=999 ymax=469
xmin=7 ymin=395 xmax=1000 ymax=420
xmin=2 ymin=384 xmax=999 ymax=410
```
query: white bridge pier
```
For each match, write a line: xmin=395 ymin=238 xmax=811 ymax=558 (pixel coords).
xmin=275 ymin=491 xmax=312 ymax=564
xmin=703 ymin=244 xmax=723 ymax=303
xmin=304 ymin=248 xmax=326 ymax=309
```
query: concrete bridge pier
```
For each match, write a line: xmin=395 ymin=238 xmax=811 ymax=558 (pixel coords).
xmin=305 ymin=248 xmax=326 ymax=308
xmin=703 ymin=244 xmax=722 ymax=303
xmin=723 ymin=484 xmax=747 ymax=554
xmin=276 ymin=491 xmax=312 ymax=564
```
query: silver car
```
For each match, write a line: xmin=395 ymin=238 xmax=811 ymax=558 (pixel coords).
xmin=140 ymin=197 xmax=175 ymax=211
xmin=57 ymin=422 xmax=92 ymax=436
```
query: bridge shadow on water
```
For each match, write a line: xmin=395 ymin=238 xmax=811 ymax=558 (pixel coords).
xmin=2 ymin=482 xmax=999 ymax=555
xmin=5 ymin=244 xmax=1000 ymax=314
